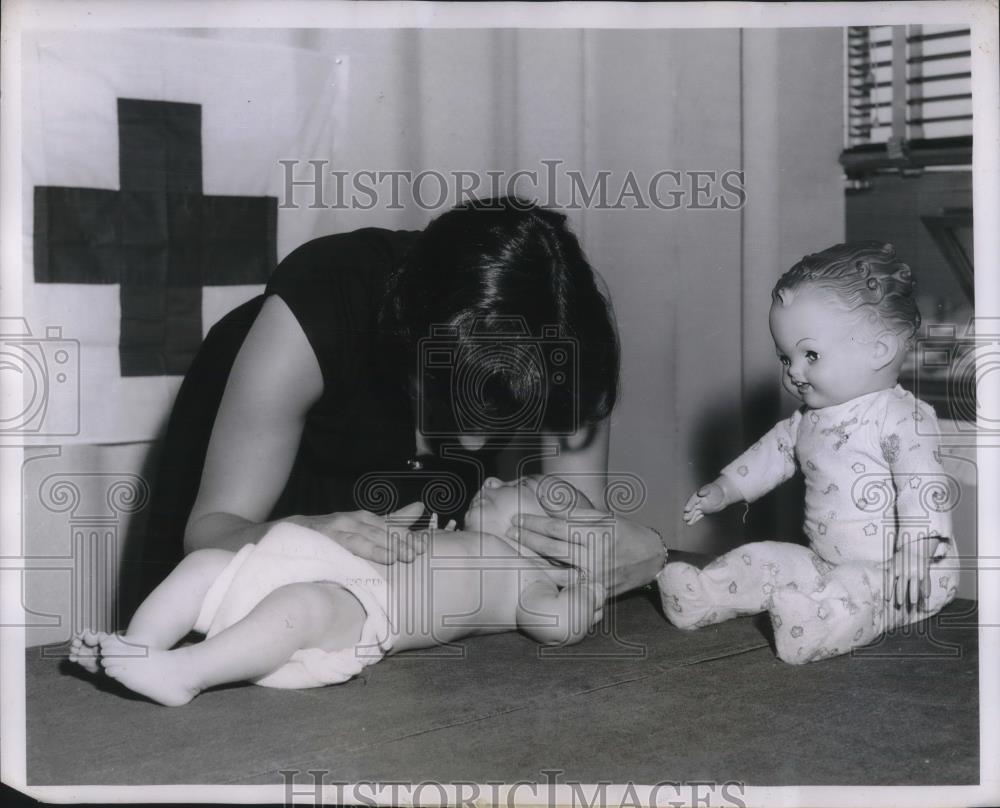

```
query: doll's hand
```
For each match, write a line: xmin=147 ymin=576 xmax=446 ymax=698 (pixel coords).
xmin=683 ymin=481 xmax=728 ymax=525
xmin=889 ymin=534 xmax=941 ymax=622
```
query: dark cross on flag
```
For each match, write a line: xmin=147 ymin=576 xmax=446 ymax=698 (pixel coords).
xmin=34 ymin=98 xmax=277 ymax=376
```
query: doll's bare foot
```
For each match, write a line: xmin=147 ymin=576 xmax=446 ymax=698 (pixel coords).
xmin=517 ymin=580 xmax=605 ymax=646
xmin=69 ymin=629 xmax=108 ymax=674
xmin=99 ymin=634 xmax=200 ymax=706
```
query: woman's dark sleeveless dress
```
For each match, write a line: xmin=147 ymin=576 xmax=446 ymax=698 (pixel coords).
xmin=132 ymin=228 xmax=502 ymax=614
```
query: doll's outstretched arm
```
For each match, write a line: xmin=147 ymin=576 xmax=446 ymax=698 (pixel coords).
xmin=718 ymin=411 xmax=802 ymax=504
xmin=686 ymin=412 xmax=803 ymax=525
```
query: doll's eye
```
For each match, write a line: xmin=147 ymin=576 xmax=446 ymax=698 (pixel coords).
xmin=778 ymin=354 xmax=791 ymax=366
xmin=805 ymin=351 xmax=819 ymax=363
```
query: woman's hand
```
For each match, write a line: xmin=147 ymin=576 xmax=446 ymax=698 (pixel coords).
xmin=295 ymin=501 xmax=428 ymax=563
xmin=507 ymin=508 xmax=667 ymax=598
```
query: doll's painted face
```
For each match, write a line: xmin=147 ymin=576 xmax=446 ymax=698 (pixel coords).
xmin=769 ymin=288 xmax=892 ymax=409
xmin=463 ymin=477 xmax=548 ymax=537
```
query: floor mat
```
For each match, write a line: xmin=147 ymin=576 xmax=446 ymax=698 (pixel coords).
xmin=25 ymin=590 xmax=978 ymax=785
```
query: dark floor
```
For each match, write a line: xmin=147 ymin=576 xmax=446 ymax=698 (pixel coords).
xmin=26 ymin=590 xmax=979 ymax=786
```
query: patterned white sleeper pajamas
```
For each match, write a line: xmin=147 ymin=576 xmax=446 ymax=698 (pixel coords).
xmin=658 ymin=385 xmax=958 ymax=664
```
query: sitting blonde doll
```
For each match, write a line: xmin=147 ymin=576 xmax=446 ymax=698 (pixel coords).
xmin=70 ymin=476 xmax=603 ymax=705
xmin=658 ymin=242 xmax=958 ymax=664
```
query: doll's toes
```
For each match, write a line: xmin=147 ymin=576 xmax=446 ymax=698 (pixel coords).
xmin=588 ymin=581 xmax=606 ymax=607
xmin=919 ymin=576 xmax=932 ymax=611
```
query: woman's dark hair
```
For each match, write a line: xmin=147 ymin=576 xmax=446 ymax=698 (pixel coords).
xmin=379 ymin=196 xmax=620 ymax=435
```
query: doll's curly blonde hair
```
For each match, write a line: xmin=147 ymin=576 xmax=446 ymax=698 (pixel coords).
xmin=772 ymin=242 xmax=921 ymax=346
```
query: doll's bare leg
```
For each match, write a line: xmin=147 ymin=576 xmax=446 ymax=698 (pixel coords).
xmin=100 ymin=581 xmax=364 ymax=706
xmin=127 ymin=549 xmax=236 ymax=648
xmin=516 ymin=578 xmax=604 ymax=647
xmin=70 ymin=549 xmax=233 ymax=673
xmin=657 ymin=541 xmax=828 ymax=630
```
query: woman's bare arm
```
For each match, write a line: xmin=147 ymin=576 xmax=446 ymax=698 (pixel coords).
xmin=184 ymin=296 xmax=423 ymax=560
xmin=184 ymin=296 xmax=321 ymax=553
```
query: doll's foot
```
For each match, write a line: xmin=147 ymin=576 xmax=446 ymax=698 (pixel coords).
xmin=99 ymin=634 xmax=200 ymax=706
xmin=656 ymin=562 xmax=720 ymax=630
xmin=69 ymin=629 xmax=108 ymax=674
xmin=770 ymin=587 xmax=866 ymax=665
xmin=519 ymin=580 xmax=605 ymax=646
xmin=555 ymin=580 xmax=606 ymax=645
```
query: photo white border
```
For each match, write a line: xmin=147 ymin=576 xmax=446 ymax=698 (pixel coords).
xmin=1 ymin=1 xmax=997 ymax=806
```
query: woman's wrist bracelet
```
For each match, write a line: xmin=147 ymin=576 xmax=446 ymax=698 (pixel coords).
xmin=651 ymin=525 xmax=669 ymax=565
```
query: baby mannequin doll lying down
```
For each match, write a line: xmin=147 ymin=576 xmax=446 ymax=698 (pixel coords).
xmin=69 ymin=476 xmax=604 ymax=706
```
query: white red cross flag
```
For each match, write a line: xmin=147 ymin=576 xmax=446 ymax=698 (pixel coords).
xmin=16 ymin=30 xmax=343 ymax=443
